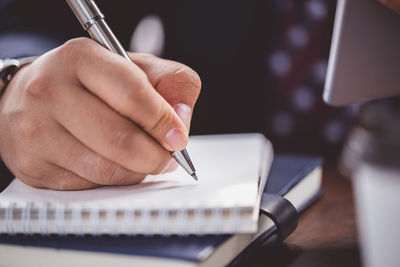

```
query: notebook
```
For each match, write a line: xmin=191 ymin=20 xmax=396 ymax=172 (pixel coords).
xmin=0 ymin=134 xmax=273 ymax=235
xmin=0 ymin=155 xmax=323 ymax=267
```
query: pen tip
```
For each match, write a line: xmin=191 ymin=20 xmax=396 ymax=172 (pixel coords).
xmin=191 ymin=173 xmax=198 ymax=181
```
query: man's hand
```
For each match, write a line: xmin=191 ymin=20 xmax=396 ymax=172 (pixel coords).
xmin=379 ymin=0 xmax=400 ymax=13
xmin=0 ymin=38 xmax=201 ymax=190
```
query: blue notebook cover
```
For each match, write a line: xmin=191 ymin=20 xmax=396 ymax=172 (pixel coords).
xmin=0 ymin=154 xmax=322 ymax=264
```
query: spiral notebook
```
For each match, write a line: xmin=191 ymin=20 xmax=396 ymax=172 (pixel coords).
xmin=0 ymin=134 xmax=273 ymax=235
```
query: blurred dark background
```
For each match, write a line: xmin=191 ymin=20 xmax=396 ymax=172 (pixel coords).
xmin=0 ymin=0 xmax=357 ymax=189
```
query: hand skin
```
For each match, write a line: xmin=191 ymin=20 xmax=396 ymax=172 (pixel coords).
xmin=379 ymin=0 xmax=400 ymax=13
xmin=0 ymin=38 xmax=201 ymax=190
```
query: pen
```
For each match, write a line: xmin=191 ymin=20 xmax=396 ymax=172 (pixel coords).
xmin=66 ymin=0 xmax=198 ymax=181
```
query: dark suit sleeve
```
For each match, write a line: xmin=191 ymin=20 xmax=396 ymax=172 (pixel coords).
xmin=0 ymin=160 xmax=13 ymax=192
xmin=0 ymin=0 xmax=83 ymax=58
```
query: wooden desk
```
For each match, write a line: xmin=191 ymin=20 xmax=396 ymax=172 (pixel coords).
xmin=240 ymin=167 xmax=362 ymax=267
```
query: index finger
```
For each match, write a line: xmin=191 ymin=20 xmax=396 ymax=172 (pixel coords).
xmin=60 ymin=38 xmax=189 ymax=152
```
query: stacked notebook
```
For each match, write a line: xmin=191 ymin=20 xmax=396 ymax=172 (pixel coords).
xmin=0 ymin=134 xmax=323 ymax=266
xmin=0 ymin=134 xmax=272 ymax=235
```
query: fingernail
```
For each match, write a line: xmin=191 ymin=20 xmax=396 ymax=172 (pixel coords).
xmin=174 ymin=103 xmax=192 ymax=131
xmin=164 ymin=128 xmax=187 ymax=151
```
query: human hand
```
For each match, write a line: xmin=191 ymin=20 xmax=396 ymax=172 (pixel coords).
xmin=378 ymin=0 xmax=400 ymax=13
xmin=0 ymin=38 xmax=201 ymax=190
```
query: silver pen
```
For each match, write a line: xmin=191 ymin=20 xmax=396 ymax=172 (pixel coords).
xmin=66 ymin=0 xmax=198 ymax=181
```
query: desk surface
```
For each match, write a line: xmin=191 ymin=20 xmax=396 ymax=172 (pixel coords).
xmin=245 ymin=166 xmax=362 ymax=267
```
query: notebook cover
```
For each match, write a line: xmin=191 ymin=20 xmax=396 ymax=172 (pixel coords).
xmin=265 ymin=155 xmax=323 ymax=196
xmin=0 ymin=154 xmax=322 ymax=263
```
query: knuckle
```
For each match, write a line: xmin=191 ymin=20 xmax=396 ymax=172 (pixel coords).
xmin=58 ymin=39 xmax=80 ymax=60
xmin=24 ymin=73 xmax=53 ymax=98
xmin=57 ymin=38 xmax=92 ymax=64
xmin=60 ymin=38 xmax=88 ymax=55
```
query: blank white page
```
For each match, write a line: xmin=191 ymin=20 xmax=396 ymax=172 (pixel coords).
xmin=1 ymin=134 xmax=272 ymax=213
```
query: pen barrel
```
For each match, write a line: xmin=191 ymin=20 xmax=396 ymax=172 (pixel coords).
xmin=66 ymin=0 xmax=132 ymax=62
xmin=87 ymin=20 xmax=131 ymax=61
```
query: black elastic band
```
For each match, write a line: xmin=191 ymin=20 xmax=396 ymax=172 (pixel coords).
xmin=259 ymin=193 xmax=298 ymax=242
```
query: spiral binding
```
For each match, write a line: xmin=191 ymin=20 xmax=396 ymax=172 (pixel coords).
xmin=23 ymin=202 xmax=31 ymax=234
xmin=89 ymin=205 xmax=100 ymax=235
xmin=71 ymin=204 xmax=82 ymax=235
xmin=55 ymin=202 xmax=64 ymax=234
xmin=5 ymin=202 xmax=15 ymax=234
xmin=38 ymin=203 xmax=48 ymax=234
xmin=0 ymin=201 xmax=252 ymax=235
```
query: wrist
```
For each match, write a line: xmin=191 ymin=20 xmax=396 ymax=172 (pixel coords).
xmin=0 ymin=56 xmax=37 ymax=96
